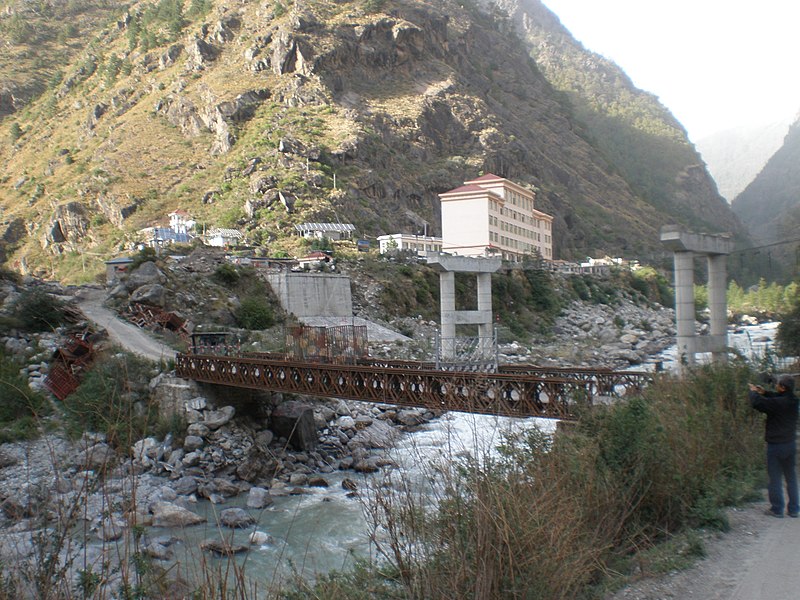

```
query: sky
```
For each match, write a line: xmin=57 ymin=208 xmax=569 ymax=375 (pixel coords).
xmin=541 ymin=0 xmax=800 ymax=142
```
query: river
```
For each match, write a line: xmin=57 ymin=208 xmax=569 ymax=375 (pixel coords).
xmin=164 ymin=323 xmax=784 ymax=591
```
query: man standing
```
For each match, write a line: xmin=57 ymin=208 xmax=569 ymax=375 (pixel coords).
xmin=749 ymin=375 xmax=799 ymax=518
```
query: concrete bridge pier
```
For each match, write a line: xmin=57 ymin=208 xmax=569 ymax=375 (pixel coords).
xmin=660 ymin=226 xmax=734 ymax=372
xmin=427 ymin=254 xmax=502 ymax=361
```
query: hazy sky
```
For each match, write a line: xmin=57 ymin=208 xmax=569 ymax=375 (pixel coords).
xmin=541 ymin=0 xmax=800 ymax=141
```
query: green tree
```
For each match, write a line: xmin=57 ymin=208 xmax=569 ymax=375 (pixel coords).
xmin=9 ymin=122 xmax=22 ymax=143
xmin=188 ymin=0 xmax=212 ymax=18
xmin=235 ymin=297 xmax=275 ymax=330
xmin=777 ymin=284 xmax=800 ymax=355
xmin=727 ymin=280 xmax=746 ymax=312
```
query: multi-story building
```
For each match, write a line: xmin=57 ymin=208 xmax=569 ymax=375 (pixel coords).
xmin=377 ymin=233 xmax=443 ymax=257
xmin=439 ymin=173 xmax=553 ymax=263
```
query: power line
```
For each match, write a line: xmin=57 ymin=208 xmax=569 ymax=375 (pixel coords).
xmin=729 ymin=236 xmax=800 ymax=255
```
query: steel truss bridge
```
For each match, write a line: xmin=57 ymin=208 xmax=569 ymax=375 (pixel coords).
xmin=175 ymin=353 xmax=653 ymax=420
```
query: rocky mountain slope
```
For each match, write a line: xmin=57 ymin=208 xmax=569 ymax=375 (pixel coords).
xmin=696 ymin=118 xmax=793 ymax=202
xmin=0 ymin=0 xmax=744 ymax=281
xmin=732 ymin=116 xmax=800 ymax=246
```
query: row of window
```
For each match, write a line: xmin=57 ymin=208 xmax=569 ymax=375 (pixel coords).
xmin=505 ymin=190 xmax=534 ymax=212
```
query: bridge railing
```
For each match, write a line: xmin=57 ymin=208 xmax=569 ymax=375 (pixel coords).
xmin=174 ymin=353 xmax=652 ymax=420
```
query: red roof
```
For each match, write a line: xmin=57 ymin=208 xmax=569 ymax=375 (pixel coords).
xmin=440 ymin=184 xmax=486 ymax=195
xmin=466 ymin=173 xmax=504 ymax=183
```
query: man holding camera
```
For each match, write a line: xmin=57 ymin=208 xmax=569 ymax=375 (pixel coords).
xmin=749 ymin=375 xmax=799 ymax=518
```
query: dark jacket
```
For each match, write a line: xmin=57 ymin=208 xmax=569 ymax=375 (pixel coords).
xmin=750 ymin=389 xmax=799 ymax=444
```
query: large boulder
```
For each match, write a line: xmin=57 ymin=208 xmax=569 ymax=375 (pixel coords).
xmin=271 ymin=400 xmax=317 ymax=451
xmin=150 ymin=501 xmax=204 ymax=528
xmin=74 ymin=442 xmax=116 ymax=470
xmin=219 ymin=507 xmax=256 ymax=529
xmin=246 ymin=487 xmax=273 ymax=509
xmin=204 ymin=405 xmax=235 ymax=430
xmin=130 ymin=284 xmax=167 ymax=307
xmin=347 ymin=419 xmax=398 ymax=450
xmin=201 ymin=538 xmax=248 ymax=555
xmin=125 ymin=261 xmax=167 ymax=290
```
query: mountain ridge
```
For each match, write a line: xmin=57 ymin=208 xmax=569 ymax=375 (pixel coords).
xmin=0 ymin=0 xmax=745 ymax=281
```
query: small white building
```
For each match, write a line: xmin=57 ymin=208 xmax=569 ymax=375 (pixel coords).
xmin=169 ymin=209 xmax=196 ymax=234
xmin=377 ymin=233 xmax=443 ymax=257
xmin=206 ymin=228 xmax=243 ymax=248
xmin=295 ymin=223 xmax=356 ymax=241
xmin=439 ymin=174 xmax=553 ymax=263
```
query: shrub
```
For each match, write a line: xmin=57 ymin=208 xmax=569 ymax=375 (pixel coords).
xmin=130 ymin=246 xmax=158 ymax=270
xmin=10 ymin=122 xmax=22 ymax=143
xmin=12 ymin=289 xmax=68 ymax=332
xmin=235 ymin=297 xmax=274 ymax=330
xmin=0 ymin=350 xmax=50 ymax=442
xmin=213 ymin=263 xmax=240 ymax=286
xmin=356 ymin=362 xmax=763 ymax=599
xmin=65 ymin=352 xmax=156 ymax=450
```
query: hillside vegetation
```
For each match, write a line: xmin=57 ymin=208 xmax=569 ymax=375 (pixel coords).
xmin=1 ymin=0 xmax=744 ymax=282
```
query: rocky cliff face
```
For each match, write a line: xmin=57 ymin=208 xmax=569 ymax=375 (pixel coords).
xmin=0 ymin=0 xmax=744 ymax=279
xmin=732 ymin=117 xmax=800 ymax=248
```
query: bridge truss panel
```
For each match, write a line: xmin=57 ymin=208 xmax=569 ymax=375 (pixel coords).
xmin=173 ymin=354 xmax=651 ymax=420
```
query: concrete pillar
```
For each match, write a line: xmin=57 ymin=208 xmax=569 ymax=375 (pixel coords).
xmin=661 ymin=226 xmax=733 ymax=372
xmin=428 ymin=254 xmax=502 ymax=365
xmin=674 ymin=250 xmax=696 ymax=368
xmin=707 ymin=254 xmax=728 ymax=363
xmin=439 ymin=271 xmax=456 ymax=358
xmin=477 ymin=272 xmax=493 ymax=358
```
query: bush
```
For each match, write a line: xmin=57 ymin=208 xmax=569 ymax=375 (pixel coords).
xmin=235 ymin=297 xmax=274 ymax=330
xmin=12 ymin=289 xmax=68 ymax=332
xmin=213 ymin=263 xmax=240 ymax=286
xmin=129 ymin=246 xmax=158 ymax=270
xmin=354 ymin=362 xmax=763 ymax=599
xmin=0 ymin=350 xmax=50 ymax=442
xmin=64 ymin=352 xmax=156 ymax=450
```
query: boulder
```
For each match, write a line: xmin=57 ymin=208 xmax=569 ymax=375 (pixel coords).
xmin=126 ymin=261 xmax=166 ymax=290
xmin=150 ymin=501 xmax=204 ymax=527
xmin=236 ymin=454 xmax=264 ymax=482
xmin=249 ymin=531 xmax=273 ymax=545
xmin=74 ymin=443 xmax=116 ymax=470
xmin=204 ymin=405 xmax=235 ymax=430
xmin=173 ymin=476 xmax=198 ymax=496
xmin=187 ymin=423 xmax=210 ymax=437
xmin=183 ymin=435 xmax=204 ymax=451
xmin=347 ymin=419 xmax=397 ymax=450
xmin=289 ymin=472 xmax=308 ymax=486
xmin=219 ymin=507 xmax=256 ymax=529
xmin=212 ymin=478 xmax=241 ymax=498
xmin=201 ymin=538 xmax=248 ymax=555
xmin=143 ymin=540 xmax=174 ymax=560
xmin=353 ymin=457 xmax=381 ymax=474
xmin=130 ymin=284 xmax=167 ymax=307
xmin=271 ymin=400 xmax=317 ymax=451
xmin=246 ymin=487 xmax=274 ymax=509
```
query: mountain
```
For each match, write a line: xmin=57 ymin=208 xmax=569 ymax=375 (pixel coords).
xmin=732 ymin=116 xmax=800 ymax=247
xmin=0 ymin=0 xmax=744 ymax=281
xmin=696 ymin=118 xmax=793 ymax=202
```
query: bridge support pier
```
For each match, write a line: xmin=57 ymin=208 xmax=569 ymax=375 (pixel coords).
xmin=427 ymin=254 xmax=502 ymax=362
xmin=660 ymin=226 xmax=733 ymax=372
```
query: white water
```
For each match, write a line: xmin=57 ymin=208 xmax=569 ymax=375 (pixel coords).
xmin=168 ymin=323 xmax=783 ymax=590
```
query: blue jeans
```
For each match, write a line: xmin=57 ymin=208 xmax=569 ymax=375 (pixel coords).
xmin=767 ymin=440 xmax=799 ymax=515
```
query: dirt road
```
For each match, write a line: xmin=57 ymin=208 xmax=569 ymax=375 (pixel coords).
xmin=74 ymin=288 xmax=176 ymax=363
xmin=608 ymin=498 xmax=800 ymax=599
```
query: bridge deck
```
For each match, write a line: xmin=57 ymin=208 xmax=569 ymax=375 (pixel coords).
xmin=175 ymin=353 xmax=653 ymax=420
